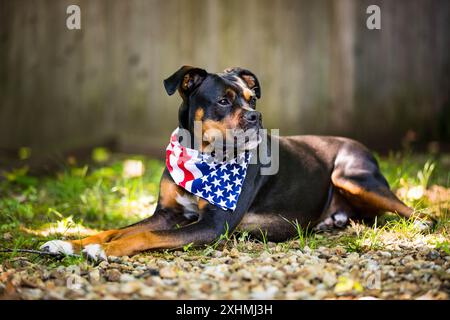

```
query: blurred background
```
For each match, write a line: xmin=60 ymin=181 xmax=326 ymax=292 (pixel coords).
xmin=0 ymin=0 xmax=449 ymax=165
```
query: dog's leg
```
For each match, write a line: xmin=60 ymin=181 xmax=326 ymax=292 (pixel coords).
xmin=84 ymin=206 xmax=247 ymax=259
xmin=101 ymin=222 xmax=218 ymax=258
xmin=40 ymin=175 xmax=196 ymax=256
xmin=331 ymin=170 xmax=413 ymax=218
xmin=331 ymin=147 xmax=413 ymax=219
xmin=78 ymin=208 xmax=191 ymax=245
xmin=40 ymin=207 xmax=192 ymax=256
xmin=237 ymin=213 xmax=293 ymax=242
xmin=84 ymin=179 xmax=261 ymax=259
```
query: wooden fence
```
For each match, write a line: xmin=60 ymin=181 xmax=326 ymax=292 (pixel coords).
xmin=0 ymin=0 xmax=449 ymax=159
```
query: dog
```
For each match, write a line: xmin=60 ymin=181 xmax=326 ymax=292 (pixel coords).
xmin=41 ymin=66 xmax=414 ymax=260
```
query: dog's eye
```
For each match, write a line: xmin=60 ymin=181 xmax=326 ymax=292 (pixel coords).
xmin=249 ymin=96 xmax=257 ymax=107
xmin=217 ymin=97 xmax=230 ymax=106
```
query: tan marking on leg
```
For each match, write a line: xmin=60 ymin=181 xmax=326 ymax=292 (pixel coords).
xmin=70 ymin=221 xmax=181 ymax=253
xmin=331 ymin=171 xmax=413 ymax=218
xmin=103 ymin=232 xmax=184 ymax=257
xmin=160 ymin=178 xmax=184 ymax=209
xmin=69 ymin=229 xmax=120 ymax=252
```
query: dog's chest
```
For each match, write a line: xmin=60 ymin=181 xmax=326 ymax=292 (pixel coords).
xmin=175 ymin=193 xmax=201 ymax=219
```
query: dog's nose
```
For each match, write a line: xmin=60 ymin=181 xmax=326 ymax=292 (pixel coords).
xmin=243 ymin=111 xmax=261 ymax=124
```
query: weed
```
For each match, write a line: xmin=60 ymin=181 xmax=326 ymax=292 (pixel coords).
xmin=258 ymin=228 xmax=270 ymax=252
xmin=343 ymin=219 xmax=383 ymax=252
xmin=210 ymin=222 xmax=231 ymax=250
xmin=183 ymin=242 xmax=194 ymax=252
xmin=280 ymin=217 xmax=318 ymax=250
xmin=435 ymin=240 xmax=450 ymax=255
xmin=417 ymin=161 xmax=436 ymax=189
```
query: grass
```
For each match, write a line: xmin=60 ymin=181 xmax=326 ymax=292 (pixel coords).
xmin=0 ymin=149 xmax=449 ymax=265
xmin=293 ymin=221 xmax=318 ymax=250
xmin=0 ymin=149 xmax=164 ymax=264
xmin=340 ymin=219 xmax=383 ymax=252
xmin=435 ymin=240 xmax=450 ymax=255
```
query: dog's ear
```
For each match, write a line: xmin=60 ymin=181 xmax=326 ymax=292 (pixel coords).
xmin=224 ymin=67 xmax=261 ymax=99
xmin=164 ymin=66 xmax=208 ymax=99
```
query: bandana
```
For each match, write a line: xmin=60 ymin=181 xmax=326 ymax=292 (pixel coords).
xmin=165 ymin=128 xmax=251 ymax=211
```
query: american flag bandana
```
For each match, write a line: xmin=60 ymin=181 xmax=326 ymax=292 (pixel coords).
xmin=166 ymin=128 xmax=251 ymax=211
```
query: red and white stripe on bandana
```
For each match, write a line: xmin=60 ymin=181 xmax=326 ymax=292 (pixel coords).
xmin=165 ymin=128 xmax=251 ymax=211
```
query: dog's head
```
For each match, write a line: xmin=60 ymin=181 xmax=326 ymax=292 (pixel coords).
xmin=164 ymin=66 xmax=263 ymax=152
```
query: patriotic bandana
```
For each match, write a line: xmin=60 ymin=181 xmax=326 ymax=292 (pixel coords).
xmin=166 ymin=128 xmax=251 ymax=211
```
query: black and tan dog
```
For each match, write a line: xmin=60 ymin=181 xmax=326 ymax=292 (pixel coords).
xmin=41 ymin=66 xmax=415 ymax=260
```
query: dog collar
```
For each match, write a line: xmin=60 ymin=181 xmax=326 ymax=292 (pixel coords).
xmin=165 ymin=128 xmax=251 ymax=211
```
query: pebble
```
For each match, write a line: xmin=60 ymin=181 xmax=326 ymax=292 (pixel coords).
xmin=322 ymin=272 xmax=337 ymax=287
xmin=401 ymin=256 xmax=415 ymax=265
xmin=345 ymin=253 xmax=360 ymax=265
xmin=334 ymin=246 xmax=347 ymax=256
xmin=22 ymin=288 xmax=44 ymax=300
xmin=237 ymin=269 xmax=253 ymax=281
xmin=3 ymin=233 xmax=13 ymax=241
xmin=250 ymin=285 xmax=278 ymax=299
xmin=106 ymin=269 xmax=122 ymax=282
xmin=121 ymin=281 xmax=142 ymax=294
xmin=328 ymin=256 xmax=340 ymax=263
xmin=366 ymin=260 xmax=380 ymax=271
xmin=120 ymin=273 xmax=136 ymax=282
xmin=140 ymin=286 xmax=156 ymax=297
xmin=378 ymin=251 xmax=392 ymax=259
xmin=427 ymin=250 xmax=440 ymax=260
xmin=303 ymin=246 xmax=312 ymax=254
xmin=159 ymin=267 xmax=177 ymax=279
xmin=88 ymin=269 xmax=101 ymax=283
xmin=3 ymin=226 xmax=449 ymax=300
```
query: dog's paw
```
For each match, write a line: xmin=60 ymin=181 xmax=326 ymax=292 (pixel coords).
xmin=314 ymin=217 xmax=334 ymax=232
xmin=82 ymin=244 xmax=107 ymax=262
xmin=40 ymin=240 xmax=74 ymax=255
xmin=314 ymin=211 xmax=350 ymax=232
xmin=332 ymin=211 xmax=349 ymax=228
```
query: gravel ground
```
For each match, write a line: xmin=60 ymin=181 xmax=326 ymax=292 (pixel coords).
xmin=1 ymin=231 xmax=449 ymax=300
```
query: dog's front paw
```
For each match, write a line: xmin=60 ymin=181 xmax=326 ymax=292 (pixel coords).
xmin=82 ymin=244 xmax=107 ymax=262
xmin=40 ymin=240 xmax=74 ymax=255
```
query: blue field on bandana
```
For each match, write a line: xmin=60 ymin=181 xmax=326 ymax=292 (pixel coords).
xmin=189 ymin=152 xmax=250 ymax=211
